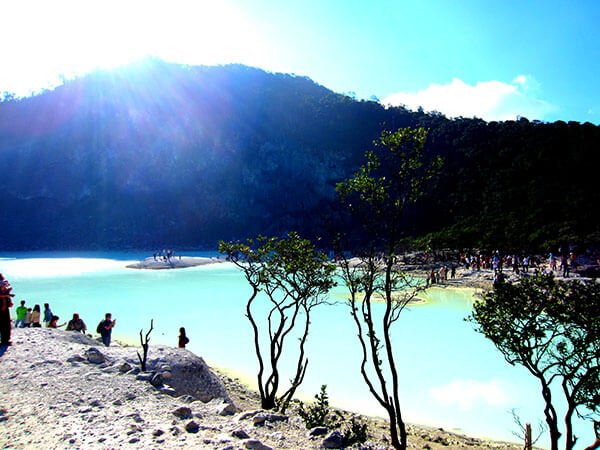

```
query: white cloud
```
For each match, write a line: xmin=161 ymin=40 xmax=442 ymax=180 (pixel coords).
xmin=429 ymin=379 xmax=510 ymax=411
xmin=513 ymin=75 xmax=527 ymax=85
xmin=383 ymin=76 xmax=557 ymax=122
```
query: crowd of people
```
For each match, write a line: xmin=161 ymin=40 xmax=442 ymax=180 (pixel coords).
xmin=153 ymin=249 xmax=179 ymax=262
xmin=11 ymin=299 xmax=85 ymax=331
xmin=0 ymin=272 xmax=189 ymax=350
xmin=421 ymin=248 xmax=588 ymax=286
xmin=0 ymin=273 xmax=120 ymax=348
xmin=459 ymin=250 xmax=581 ymax=278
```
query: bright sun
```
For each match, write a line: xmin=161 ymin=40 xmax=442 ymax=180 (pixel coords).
xmin=1 ymin=0 xmax=269 ymax=96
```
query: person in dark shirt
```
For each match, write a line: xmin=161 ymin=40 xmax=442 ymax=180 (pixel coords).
xmin=66 ymin=313 xmax=87 ymax=333
xmin=0 ymin=273 xmax=14 ymax=346
xmin=178 ymin=327 xmax=189 ymax=348
xmin=97 ymin=313 xmax=116 ymax=346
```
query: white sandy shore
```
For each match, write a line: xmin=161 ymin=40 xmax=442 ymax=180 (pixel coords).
xmin=126 ymin=256 xmax=224 ymax=270
xmin=0 ymin=328 xmax=525 ymax=449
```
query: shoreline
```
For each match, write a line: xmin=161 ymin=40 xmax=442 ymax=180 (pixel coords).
xmin=0 ymin=328 xmax=525 ymax=449
xmin=125 ymin=256 xmax=224 ymax=270
xmin=3 ymin=254 xmax=587 ymax=448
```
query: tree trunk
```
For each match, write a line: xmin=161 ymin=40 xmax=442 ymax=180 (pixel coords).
xmin=564 ymin=403 xmax=576 ymax=450
xmin=540 ymin=380 xmax=560 ymax=450
xmin=524 ymin=423 xmax=532 ymax=450
xmin=261 ymin=396 xmax=276 ymax=410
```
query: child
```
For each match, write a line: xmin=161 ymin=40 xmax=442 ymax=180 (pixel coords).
xmin=178 ymin=327 xmax=189 ymax=348
xmin=48 ymin=315 xmax=65 ymax=329
xmin=24 ymin=308 xmax=32 ymax=328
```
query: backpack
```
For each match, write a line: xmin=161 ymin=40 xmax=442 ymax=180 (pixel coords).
xmin=96 ymin=321 xmax=103 ymax=334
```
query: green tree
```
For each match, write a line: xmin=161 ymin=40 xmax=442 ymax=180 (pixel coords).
xmin=219 ymin=233 xmax=336 ymax=412
xmin=470 ymin=275 xmax=600 ymax=450
xmin=336 ymin=127 xmax=441 ymax=450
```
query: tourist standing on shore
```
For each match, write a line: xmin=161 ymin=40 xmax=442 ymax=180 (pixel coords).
xmin=24 ymin=308 xmax=32 ymax=327
xmin=0 ymin=273 xmax=14 ymax=346
xmin=561 ymin=254 xmax=570 ymax=277
xmin=178 ymin=327 xmax=189 ymax=348
xmin=14 ymin=300 xmax=27 ymax=328
xmin=97 ymin=313 xmax=116 ymax=346
xmin=43 ymin=303 xmax=53 ymax=327
xmin=31 ymin=305 xmax=42 ymax=328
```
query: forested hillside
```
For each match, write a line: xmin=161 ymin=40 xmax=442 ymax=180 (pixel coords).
xmin=0 ymin=59 xmax=598 ymax=251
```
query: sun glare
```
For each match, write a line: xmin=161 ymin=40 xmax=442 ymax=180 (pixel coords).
xmin=1 ymin=0 xmax=269 ymax=96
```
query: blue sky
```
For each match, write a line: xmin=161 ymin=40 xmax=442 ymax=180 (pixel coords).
xmin=1 ymin=0 xmax=599 ymax=123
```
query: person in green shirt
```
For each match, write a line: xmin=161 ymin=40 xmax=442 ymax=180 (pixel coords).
xmin=15 ymin=300 xmax=27 ymax=328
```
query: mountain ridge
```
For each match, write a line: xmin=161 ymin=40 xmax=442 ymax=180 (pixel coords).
xmin=1 ymin=60 xmax=599 ymax=251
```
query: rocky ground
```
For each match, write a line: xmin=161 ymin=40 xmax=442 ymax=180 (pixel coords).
xmin=0 ymin=328 xmax=526 ymax=449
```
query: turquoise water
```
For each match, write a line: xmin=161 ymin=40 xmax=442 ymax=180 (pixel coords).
xmin=0 ymin=253 xmax=593 ymax=449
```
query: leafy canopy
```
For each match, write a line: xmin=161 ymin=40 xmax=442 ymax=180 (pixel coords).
xmin=470 ymin=275 xmax=600 ymax=449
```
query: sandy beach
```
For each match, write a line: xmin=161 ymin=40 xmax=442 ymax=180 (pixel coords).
xmin=0 ymin=328 xmax=526 ymax=449
xmin=126 ymin=256 xmax=224 ymax=270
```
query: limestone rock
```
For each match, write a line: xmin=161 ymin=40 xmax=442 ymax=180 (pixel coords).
xmin=218 ymin=402 xmax=238 ymax=416
xmin=243 ymin=438 xmax=274 ymax=450
xmin=85 ymin=347 xmax=106 ymax=364
xmin=185 ymin=420 xmax=199 ymax=433
xmin=150 ymin=373 xmax=163 ymax=387
xmin=149 ymin=350 xmax=231 ymax=403
xmin=130 ymin=413 xmax=144 ymax=423
xmin=267 ymin=413 xmax=287 ymax=422
xmin=232 ymin=428 xmax=250 ymax=439
xmin=269 ymin=431 xmax=284 ymax=441
xmin=159 ymin=385 xmax=177 ymax=396
xmin=172 ymin=406 xmax=192 ymax=419
xmin=322 ymin=430 xmax=344 ymax=449
xmin=117 ymin=361 xmax=133 ymax=373
xmin=309 ymin=426 xmax=328 ymax=437
xmin=67 ymin=355 xmax=86 ymax=363
xmin=252 ymin=414 xmax=268 ymax=426
xmin=237 ymin=409 xmax=264 ymax=421
xmin=136 ymin=372 xmax=153 ymax=382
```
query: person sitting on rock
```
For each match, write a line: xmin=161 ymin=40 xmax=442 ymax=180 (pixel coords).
xmin=48 ymin=315 xmax=66 ymax=329
xmin=66 ymin=313 xmax=87 ymax=333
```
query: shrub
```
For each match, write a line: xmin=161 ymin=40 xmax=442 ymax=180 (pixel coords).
xmin=297 ymin=385 xmax=369 ymax=446
xmin=298 ymin=385 xmax=330 ymax=429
